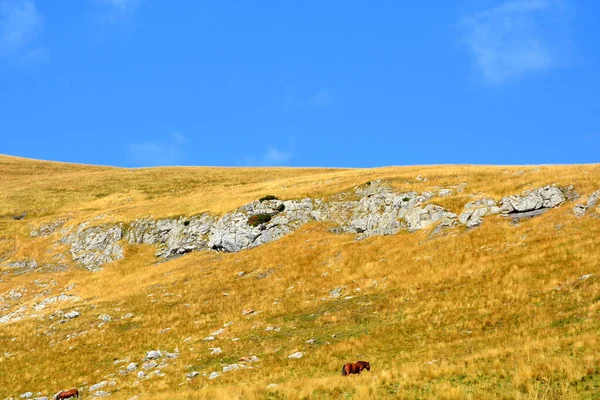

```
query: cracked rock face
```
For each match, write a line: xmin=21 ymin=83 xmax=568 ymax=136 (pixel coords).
xmin=500 ymin=186 xmax=565 ymax=214
xmin=208 ymin=199 xmax=323 ymax=253
xmin=459 ymin=199 xmax=501 ymax=228
xmin=573 ymin=190 xmax=600 ymax=217
xmin=54 ymin=182 xmax=576 ymax=270
xmin=331 ymin=182 xmax=453 ymax=237
xmin=126 ymin=214 xmax=214 ymax=258
xmin=62 ymin=224 xmax=124 ymax=271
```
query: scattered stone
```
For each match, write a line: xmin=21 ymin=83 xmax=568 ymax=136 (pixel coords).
xmin=223 ymin=364 xmax=240 ymax=372
xmin=92 ymin=391 xmax=110 ymax=397
xmin=145 ymin=350 xmax=162 ymax=360
xmin=13 ymin=212 xmax=27 ymax=220
xmin=423 ymin=359 xmax=438 ymax=365
xmin=98 ymin=314 xmax=112 ymax=322
xmin=209 ymin=347 xmax=222 ymax=355
xmin=186 ymin=371 xmax=200 ymax=379
xmin=239 ymin=356 xmax=260 ymax=363
xmin=137 ymin=371 xmax=145 ymax=379
xmin=306 ymin=339 xmax=317 ymax=344
xmin=329 ymin=287 xmax=342 ymax=298
xmin=126 ymin=362 xmax=138 ymax=373
xmin=19 ymin=392 xmax=32 ymax=399
xmin=6 ymin=259 xmax=38 ymax=272
xmin=210 ymin=328 xmax=225 ymax=336
xmin=31 ymin=219 xmax=67 ymax=237
xmin=579 ymin=274 xmax=594 ymax=281
xmin=208 ymin=372 xmax=219 ymax=380
xmin=165 ymin=351 xmax=179 ymax=359
xmin=159 ymin=327 xmax=171 ymax=334
xmin=203 ymin=336 xmax=215 ymax=341
xmin=242 ymin=308 xmax=255 ymax=315
xmin=63 ymin=310 xmax=80 ymax=319
xmin=267 ymin=384 xmax=278 ymax=389
xmin=142 ymin=361 xmax=158 ymax=370
xmin=288 ymin=352 xmax=303 ymax=359
xmin=90 ymin=381 xmax=108 ymax=391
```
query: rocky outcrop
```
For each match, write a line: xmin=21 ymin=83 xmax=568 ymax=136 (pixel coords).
xmin=54 ymin=182 xmax=577 ymax=270
xmin=62 ymin=223 xmax=124 ymax=271
xmin=573 ymin=190 xmax=600 ymax=217
xmin=500 ymin=186 xmax=567 ymax=214
xmin=459 ymin=199 xmax=501 ymax=228
xmin=5 ymin=259 xmax=38 ymax=272
xmin=31 ymin=218 xmax=68 ymax=237
xmin=329 ymin=182 xmax=455 ymax=238
xmin=126 ymin=214 xmax=214 ymax=258
xmin=208 ymin=198 xmax=325 ymax=252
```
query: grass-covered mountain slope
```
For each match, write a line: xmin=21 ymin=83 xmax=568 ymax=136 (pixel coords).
xmin=0 ymin=155 xmax=599 ymax=399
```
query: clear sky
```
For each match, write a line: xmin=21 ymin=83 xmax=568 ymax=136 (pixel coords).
xmin=0 ymin=0 xmax=598 ymax=167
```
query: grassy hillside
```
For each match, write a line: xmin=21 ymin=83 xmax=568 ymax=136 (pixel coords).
xmin=0 ymin=155 xmax=599 ymax=399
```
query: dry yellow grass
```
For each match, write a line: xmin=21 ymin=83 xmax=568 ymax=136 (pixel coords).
xmin=0 ymin=154 xmax=599 ymax=399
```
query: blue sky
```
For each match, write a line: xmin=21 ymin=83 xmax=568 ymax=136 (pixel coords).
xmin=0 ymin=0 xmax=598 ymax=167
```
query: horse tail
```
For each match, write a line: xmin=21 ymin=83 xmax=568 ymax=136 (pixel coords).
xmin=341 ymin=364 xmax=347 ymax=376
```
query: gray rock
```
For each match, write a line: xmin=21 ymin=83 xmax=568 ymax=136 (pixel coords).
xmin=145 ymin=350 xmax=162 ymax=360
xmin=126 ymin=214 xmax=214 ymax=258
xmin=64 ymin=310 xmax=80 ymax=319
xmin=186 ymin=371 xmax=200 ymax=379
xmin=579 ymin=274 xmax=594 ymax=281
xmin=89 ymin=381 xmax=107 ymax=391
xmin=98 ymin=314 xmax=112 ymax=322
xmin=126 ymin=362 xmax=138 ymax=372
xmin=63 ymin=224 xmax=124 ymax=271
xmin=288 ymin=352 xmax=303 ymax=359
xmin=208 ymin=372 xmax=219 ymax=380
xmin=137 ymin=371 xmax=145 ymax=379
xmin=31 ymin=219 xmax=67 ymax=237
xmin=209 ymin=347 xmax=222 ymax=355
xmin=19 ymin=392 xmax=32 ymax=399
xmin=92 ymin=391 xmax=110 ymax=397
xmin=142 ymin=361 xmax=158 ymax=370
xmin=5 ymin=259 xmax=38 ymax=272
xmin=458 ymin=198 xmax=500 ymax=228
xmin=329 ymin=287 xmax=343 ymax=298
xmin=222 ymin=364 xmax=240 ymax=372
xmin=587 ymin=190 xmax=600 ymax=209
xmin=573 ymin=204 xmax=587 ymax=217
xmin=501 ymin=186 xmax=565 ymax=214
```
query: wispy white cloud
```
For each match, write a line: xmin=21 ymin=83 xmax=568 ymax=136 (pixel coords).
xmin=459 ymin=0 xmax=570 ymax=83
xmin=0 ymin=0 xmax=46 ymax=62
xmin=262 ymin=146 xmax=292 ymax=164
xmin=311 ymin=89 xmax=332 ymax=107
xmin=127 ymin=132 xmax=187 ymax=167
xmin=243 ymin=141 xmax=295 ymax=166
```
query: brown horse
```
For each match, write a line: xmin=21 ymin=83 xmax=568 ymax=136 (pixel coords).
xmin=341 ymin=361 xmax=371 ymax=376
xmin=55 ymin=388 xmax=79 ymax=400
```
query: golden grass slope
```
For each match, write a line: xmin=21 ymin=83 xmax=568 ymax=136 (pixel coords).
xmin=0 ymin=154 xmax=599 ymax=399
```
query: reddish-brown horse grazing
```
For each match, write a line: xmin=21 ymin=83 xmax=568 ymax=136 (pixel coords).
xmin=55 ymin=388 xmax=79 ymax=400
xmin=341 ymin=361 xmax=371 ymax=376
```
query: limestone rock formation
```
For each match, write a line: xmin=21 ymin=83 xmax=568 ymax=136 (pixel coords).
xmin=500 ymin=186 xmax=566 ymax=214
xmin=459 ymin=199 xmax=501 ymax=228
xmin=126 ymin=214 xmax=214 ymax=258
xmin=62 ymin=223 xmax=124 ymax=271
xmin=207 ymin=198 xmax=325 ymax=252
xmin=573 ymin=190 xmax=600 ymax=217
